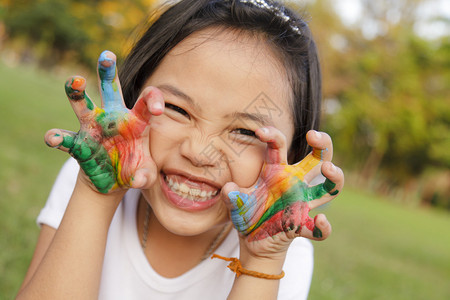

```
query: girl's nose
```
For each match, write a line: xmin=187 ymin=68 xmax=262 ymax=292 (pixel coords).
xmin=179 ymin=135 xmax=225 ymax=168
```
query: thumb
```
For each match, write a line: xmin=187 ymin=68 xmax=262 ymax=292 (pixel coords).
xmin=221 ymin=182 xmax=258 ymax=235
xmin=221 ymin=182 xmax=241 ymax=209
xmin=131 ymin=159 xmax=157 ymax=190
xmin=132 ymin=168 xmax=154 ymax=190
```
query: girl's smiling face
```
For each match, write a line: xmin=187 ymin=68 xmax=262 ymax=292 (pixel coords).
xmin=142 ymin=27 xmax=294 ymax=236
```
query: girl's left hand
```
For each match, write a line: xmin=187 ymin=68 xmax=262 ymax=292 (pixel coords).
xmin=222 ymin=127 xmax=344 ymax=258
xmin=45 ymin=51 xmax=164 ymax=194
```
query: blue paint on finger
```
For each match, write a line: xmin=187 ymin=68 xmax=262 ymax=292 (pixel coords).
xmin=98 ymin=51 xmax=116 ymax=81
xmin=98 ymin=50 xmax=123 ymax=110
xmin=228 ymin=191 xmax=257 ymax=234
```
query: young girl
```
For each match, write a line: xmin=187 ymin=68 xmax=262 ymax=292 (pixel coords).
xmin=18 ymin=0 xmax=344 ymax=299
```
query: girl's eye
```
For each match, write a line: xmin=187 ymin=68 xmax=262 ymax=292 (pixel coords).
xmin=165 ymin=103 xmax=190 ymax=119
xmin=233 ymin=128 xmax=256 ymax=137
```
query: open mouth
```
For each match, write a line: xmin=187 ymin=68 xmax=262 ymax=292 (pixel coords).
xmin=161 ymin=172 xmax=221 ymax=211
xmin=165 ymin=175 xmax=219 ymax=201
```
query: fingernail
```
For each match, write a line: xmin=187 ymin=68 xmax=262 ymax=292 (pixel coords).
xmin=330 ymin=163 xmax=337 ymax=173
xmin=152 ymin=102 xmax=163 ymax=112
xmin=314 ymin=130 xmax=321 ymax=139
xmin=47 ymin=133 xmax=62 ymax=148
xmin=260 ymin=127 xmax=269 ymax=135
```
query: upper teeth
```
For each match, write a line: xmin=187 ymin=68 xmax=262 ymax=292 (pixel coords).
xmin=167 ymin=177 xmax=218 ymax=201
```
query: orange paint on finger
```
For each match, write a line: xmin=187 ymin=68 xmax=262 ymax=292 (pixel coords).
xmin=72 ymin=77 xmax=86 ymax=90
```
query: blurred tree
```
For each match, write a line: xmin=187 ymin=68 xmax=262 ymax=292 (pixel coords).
xmin=1 ymin=0 xmax=156 ymax=69
xmin=3 ymin=0 xmax=88 ymax=66
xmin=305 ymin=0 xmax=450 ymax=204
xmin=330 ymin=33 xmax=449 ymax=177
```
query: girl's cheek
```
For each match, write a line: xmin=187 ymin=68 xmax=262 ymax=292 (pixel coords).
xmin=227 ymin=145 xmax=265 ymax=188
xmin=150 ymin=117 xmax=187 ymax=143
xmin=150 ymin=115 xmax=176 ymax=133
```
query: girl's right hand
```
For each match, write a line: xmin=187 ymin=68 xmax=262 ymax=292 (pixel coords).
xmin=44 ymin=51 xmax=164 ymax=194
xmin=223 ymin=128 xmax=344 ymax=258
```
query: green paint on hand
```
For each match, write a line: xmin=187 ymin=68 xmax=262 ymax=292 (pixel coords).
xmin=313 ymin=226 xmax=323 ymax=238
xmin=62 ymin=135 xmax=75 ymax=149
xmin=95 ymin=110 xmax=128 ymax=138
xmin=323 ymin=178 xmax=337 ymax=194
xmin=249 ymin=177 xmax=337 ymax=234
xmin=85 ymin=94 xmax=95 ymax=111
xmin=252 ymin=180 xmax=310 ymax=231
xmin=67 ymin=132 xmax=116 ymax=193
xmin=308 ymin=178 xmax=338 ymax=200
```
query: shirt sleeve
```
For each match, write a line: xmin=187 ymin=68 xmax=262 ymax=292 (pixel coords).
xmin=36 ymin=158 xmax=80 ymax=229
xmin=278 ymin=238 xmax=314 ymax=300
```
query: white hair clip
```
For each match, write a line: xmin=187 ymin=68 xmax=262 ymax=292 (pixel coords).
xmin=239 ymin=0 xmax=301 ymax=34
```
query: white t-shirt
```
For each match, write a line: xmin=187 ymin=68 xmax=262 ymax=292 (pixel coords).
xmin=38 ymin=158 xmax=314 ymax=299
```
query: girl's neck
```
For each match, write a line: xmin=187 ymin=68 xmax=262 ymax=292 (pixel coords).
xmin=137 ymin=195 xmax=230 ymax=278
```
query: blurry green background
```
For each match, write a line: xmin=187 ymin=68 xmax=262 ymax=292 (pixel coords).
xmin=0 ymin=0 xmax=449 ymax=299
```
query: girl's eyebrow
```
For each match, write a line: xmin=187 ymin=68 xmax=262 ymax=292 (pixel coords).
xmin=157 ymin=84 xmax=202 ymax=112
xmin=229 ymin=112 xmax=274 ymax=127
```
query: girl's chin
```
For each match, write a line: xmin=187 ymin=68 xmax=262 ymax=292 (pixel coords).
xmin=151 ymin=201 xmax=228 ymax=237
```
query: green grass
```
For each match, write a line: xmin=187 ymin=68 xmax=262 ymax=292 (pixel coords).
xmin=0 ymin=61 xmax=81 ymax=299
xmin=309 ymin=189 xmax=450 ymax=299
xmin=1 ymin=62 xmax=449 ymax=299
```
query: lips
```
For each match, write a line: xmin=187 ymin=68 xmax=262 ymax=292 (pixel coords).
xmin=160 ymin=171 xmax=221 ymax=212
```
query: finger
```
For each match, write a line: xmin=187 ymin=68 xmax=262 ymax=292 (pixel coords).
xmin=298 ymin=214 xmax=332 ymax=241
xmin=97 ymin=50 xmax=126 ymax=110
xmin=303 ymin=130 xmax=333 ymax=182
xmin=222 ymin=182 xmax=260 ymax=235
xmin=221 ymin=182 xmax=242 ymax=210
xmin=130 ymin=155 xmax=158 ymax=190
xmin=255 ymin=126 xmax=288 ymax=165
xmin=65 ymin=76 xmax=98 ymax=122
xmin=44 ymin=129 xmax=77 ymax=153
xmin=306 ymin=130 xmax=333 ymax=162
xmin=132 ymin=168 xmax=156 ymax=190
xmin=131 ymin=86 xmax=165 ymax=122
xmin=290 ymin=152 xmax=322 ymax=182
xmin=308 ymin=162 xmax=344 ymax=209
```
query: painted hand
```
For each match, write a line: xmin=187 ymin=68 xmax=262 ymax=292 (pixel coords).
xmin=45 ymin=51 xmax=164 ymax=194
xmin=224 ymin=128 xmax=344 ymax=244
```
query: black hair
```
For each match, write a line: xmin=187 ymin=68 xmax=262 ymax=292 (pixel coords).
xmin=119 ymin=0 xmax=322 ymax=163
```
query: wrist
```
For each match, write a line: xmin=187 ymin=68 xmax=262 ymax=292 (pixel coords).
xmin=238 ymin=243 xmax=287 ymax=276
xmin=74 ymin=173 xmax=125 ymax=209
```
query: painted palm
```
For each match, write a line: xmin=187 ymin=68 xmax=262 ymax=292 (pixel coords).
xmin=46 ymin=51 xmax=162 ymax=193
xmin=229 ymin=147 xmax=337 ymax=241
